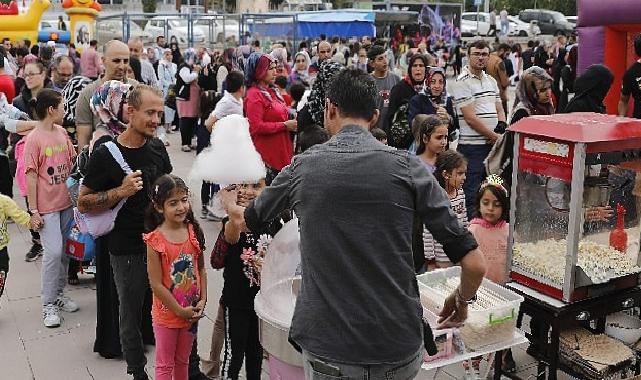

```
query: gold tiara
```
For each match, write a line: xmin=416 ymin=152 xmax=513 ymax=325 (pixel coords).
xmin=480 ymin=174 xmax=508 ymax=196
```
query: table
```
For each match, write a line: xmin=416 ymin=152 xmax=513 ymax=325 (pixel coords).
xmin=505 ymin=283 xmax=641 ymax=380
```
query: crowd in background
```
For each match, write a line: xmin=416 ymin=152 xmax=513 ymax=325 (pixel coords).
xmin=2 ymin=23 xmax=640 ymax=380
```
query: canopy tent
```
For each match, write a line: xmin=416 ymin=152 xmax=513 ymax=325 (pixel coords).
xmin=245 ymin=10 xmax=376 ymax=39
xmin=296 ymin=11 xmax=375 ymax=38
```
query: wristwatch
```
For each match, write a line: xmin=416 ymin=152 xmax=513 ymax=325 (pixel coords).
xmin=456 ymin=288 xmax=477 ymax=305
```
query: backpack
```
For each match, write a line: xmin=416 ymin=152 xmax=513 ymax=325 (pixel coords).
xmin=388 ymin=102 xmax=413 ymax=148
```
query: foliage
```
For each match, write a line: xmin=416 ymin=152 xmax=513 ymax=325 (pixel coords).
xmin=465 ymin=0 xmax=576 ymax=16
xmin=142 ymin=0 xmax=157 ymax=14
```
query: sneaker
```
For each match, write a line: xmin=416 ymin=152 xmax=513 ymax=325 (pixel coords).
xmin=54 ymin=293 xmax=79 ymax=312
xmin=181 ymin=145 xmax=191 ymax=152
xmin=84 ymin=265 xmax=96 ymax=275
xmin=0 ymin=270 xmax=6 ymax=298
xmin=207 ymin=211 xmax=223 ymax=222
xmin=201 ymin=206 xmax=208 ymax=219
xmin=43 ymin=304 xmax=61 ymax=328
xmin=25 ymin=244 xmax=43 ymax=262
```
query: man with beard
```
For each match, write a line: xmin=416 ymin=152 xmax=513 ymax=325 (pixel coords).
xmin=50 ymin=55 xmax=75 ymax=92
xmin=78 ymin=85 xmax=172 ymax=379
xmin=75 ymin=40 xmax=137 ymax=152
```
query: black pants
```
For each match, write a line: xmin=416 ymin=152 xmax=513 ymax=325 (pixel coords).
xmin=179 ymin=117 xmax=199 ymax=147
xmin=196 ymin=123 xmax=218 ymax=208
xmin=221 ymin=307 xmax=263 ymax=380
xmin=0 ymin=247 xmax=8 ymax=274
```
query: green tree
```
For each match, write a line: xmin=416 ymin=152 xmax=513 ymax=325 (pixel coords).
xmin=142 ymin=0 xmax=157 ymax=13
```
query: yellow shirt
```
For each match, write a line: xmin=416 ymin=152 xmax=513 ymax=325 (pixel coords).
xmin=0 ymin=195 xmax=30 ymax=250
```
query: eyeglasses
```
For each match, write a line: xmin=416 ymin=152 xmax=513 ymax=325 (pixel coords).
xmin=111 ymin=58 xmax=130 ymax=64
xmin=24 ymin=72 xmax=43 ymax=78
xmin=470 ymin=52 xmax=490 ymax=58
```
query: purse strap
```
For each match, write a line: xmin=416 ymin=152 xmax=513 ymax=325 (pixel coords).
xmin=104 ymin=141 xmax=133 ymax=175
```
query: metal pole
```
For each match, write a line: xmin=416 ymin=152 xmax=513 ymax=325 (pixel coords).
xmin=476 ymin=4 xmax=479 ymax=36
xmin=188 ymin=12 xmax=193 ymax=48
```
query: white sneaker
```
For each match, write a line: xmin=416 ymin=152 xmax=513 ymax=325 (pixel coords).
xmin=54 ymin=294 xmax=79 ymax=312
xmin=43 ymin=304 xmax=61 ymax=328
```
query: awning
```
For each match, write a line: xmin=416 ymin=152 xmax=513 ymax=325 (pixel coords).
xmin=246 ymin=10 xmax=376 ymax=38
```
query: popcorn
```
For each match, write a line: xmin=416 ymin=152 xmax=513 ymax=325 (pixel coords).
xmin=513 ymin=239 xmax=641 ymax=285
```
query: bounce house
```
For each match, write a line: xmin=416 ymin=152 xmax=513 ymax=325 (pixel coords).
xmin=577 ymin=0 xmax=641 ymax=115
xmin=62 ymin=0 xmax=101 ymax=53
xmin=0 ymin=0 xmax=50 ymax=43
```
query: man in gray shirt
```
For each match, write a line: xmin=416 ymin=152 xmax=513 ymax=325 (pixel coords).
xmin=221 ymin=68 xmax=486 ymax=379
xmin=368 ymin=44 xmax=400 ymax=133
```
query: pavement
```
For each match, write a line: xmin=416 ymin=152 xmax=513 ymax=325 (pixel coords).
xmin=0 ymin=124 xmax=575 ymax=379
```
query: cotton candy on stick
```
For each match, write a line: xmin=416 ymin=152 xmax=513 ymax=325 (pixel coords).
xmin=190 ymin=114 xmax=267 ymax=184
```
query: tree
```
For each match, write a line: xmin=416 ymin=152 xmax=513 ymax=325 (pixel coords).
xmin=142 ymin=0 xmax=157 ymax=13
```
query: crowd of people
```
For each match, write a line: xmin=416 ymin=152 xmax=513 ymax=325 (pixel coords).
xmin=0 ymin=25 xmax=640 ymax=380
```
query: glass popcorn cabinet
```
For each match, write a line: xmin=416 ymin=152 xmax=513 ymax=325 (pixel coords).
xmin=507 ymin=113 xmax=641 ymax=302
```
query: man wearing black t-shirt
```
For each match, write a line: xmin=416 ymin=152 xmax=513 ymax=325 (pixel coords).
xmin=619 ymin=34 xmax=641 ymax=119
xmin=78 ymin=85 xmax=171 ymax=380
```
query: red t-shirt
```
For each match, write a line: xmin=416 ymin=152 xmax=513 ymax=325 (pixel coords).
xmin=0 ymin=74 xmax=16 ymax=103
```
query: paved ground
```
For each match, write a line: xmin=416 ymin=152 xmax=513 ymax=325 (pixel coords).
xmin=0 ymin=120 xmax=575 ymax=379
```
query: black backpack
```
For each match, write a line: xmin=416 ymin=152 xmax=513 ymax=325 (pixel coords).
xmin=388 ymin=102 xmax=413 ymax=148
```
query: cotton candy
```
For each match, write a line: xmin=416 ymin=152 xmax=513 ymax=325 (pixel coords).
xmin=189 ymin=114 xmax=266 ymax=184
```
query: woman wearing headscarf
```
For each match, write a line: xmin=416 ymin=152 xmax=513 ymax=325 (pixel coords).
xmin=289 ymin=51 xmax=311 ymax=88
xmin=271 ymin=46 xmax=290 ymax=78
xmin=386 ymin=54 xmax=428 ymax=149
xmin=90 ymin=80 xmax=132 ymax=137
xmin=510 ymin=66 xmax=554 ymax=124
xmin=563 ymin=64 xmax=614 ymax=114
xmin=62 ymin=76 xmax=93 ymax=144
xmin=216 ymin=48 xmax=234 ymax=94
xmin=175 ymin=48 xmax=202 ymax=152
xmin=244 ymin=52 xmax=297 ymax=182
xmin=304 ymin=60 xmax=344 ymax=129
xmin=157 ymin=48 xmax=177 ymax=143
xmin=408 ymin=67 xmax=458 ymax=147
xmin=558 ymin=45 xmax=578 ymax=113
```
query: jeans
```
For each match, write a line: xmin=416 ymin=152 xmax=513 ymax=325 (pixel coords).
xmin=179 ymin=117 xmax=199 ymax=147
xmin=154 ymin=324 xmax=194 ymax=380
xmin=40 ymin=207 xmax=74 ymax=305
xmin=457 ymin=144 xmax=492 ymax=220
xmin=110 ymin=253 xmax=150 ymax=376
xmin=302 ymin=350 xmax=422 ymax=380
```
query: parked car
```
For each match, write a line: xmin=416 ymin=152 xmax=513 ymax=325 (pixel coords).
xmin=508 ymin=16 xmax=540 ymax=37
xmin=461 ymin=12 xmax=491 ymax=36
xmin=518 ymin=9 xmax=575 ymax=36
xmin=194 ymin=18 xmax=240 ymax=45
xmin=144 ymin=18 xmax=206 ymax=45
xmin=96 ymin=19 xmax=153 ymax=45
xmin=461 ymin=12 xmax=540 ymax=37
xmin=566 ymin=15 xmax=577 ymax=28
xmin=40 ymin=19 xmax=69 ymax=31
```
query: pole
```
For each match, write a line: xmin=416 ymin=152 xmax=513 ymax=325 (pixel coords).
xmin=476 ymin=4 xmax=479 ymax=36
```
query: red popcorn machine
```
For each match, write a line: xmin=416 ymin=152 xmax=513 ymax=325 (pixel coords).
xmin=506 ymin=113 xmax=641 ymax=302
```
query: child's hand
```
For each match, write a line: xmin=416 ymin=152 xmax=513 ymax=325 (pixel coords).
xmin=194 ymin=299 xmax=206 ymax=317
xmin=219 ymin=186 xmax=238 ymax=212
xmin=30 ymin=213 xmax=44 ymax=231
xmin=178 ymin=306 xmax=203 ymax=321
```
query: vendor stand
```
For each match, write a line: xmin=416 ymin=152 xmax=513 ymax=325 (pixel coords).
xmin=502 ymin=112 xmax=641 ymax=379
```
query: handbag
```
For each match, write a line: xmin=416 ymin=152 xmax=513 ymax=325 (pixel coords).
xmin=65 ymin=222 xmax=96 ymax=261
xmin=74 ymin=141 xmax=133 ymax=238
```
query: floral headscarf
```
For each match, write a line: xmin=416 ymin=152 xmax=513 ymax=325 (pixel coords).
xmin=514 ymin=66 xmax=554 ymax=116
xmin=423 ymin=67 xmax=447 ymax=104
xmin=308 ymin=60 xmax=344 ymax=126
xmin=90 ymin=80 xmax=132 ymax=136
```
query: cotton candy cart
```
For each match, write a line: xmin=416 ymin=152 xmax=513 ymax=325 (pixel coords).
xmin=254 ymin=219 xmax=305 ymax=380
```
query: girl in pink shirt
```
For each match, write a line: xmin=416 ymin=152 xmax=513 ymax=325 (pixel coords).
xmin=468 ymin=174 xmax=510 ymax=285
xmin=143 ymin=174 xmax=207 ymax=380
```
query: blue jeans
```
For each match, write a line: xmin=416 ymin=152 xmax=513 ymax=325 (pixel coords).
xmin=457 ymin=144 xmax=492 ymax=220
xmin=302 ymin=350 xmax=422 ymax=380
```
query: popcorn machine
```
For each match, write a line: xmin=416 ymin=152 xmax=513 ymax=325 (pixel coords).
xmin=507 ymin=113 xmax=641 ymax=302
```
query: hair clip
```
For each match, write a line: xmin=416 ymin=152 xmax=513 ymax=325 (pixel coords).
xmin=481 ymin=174 xmax=509 ymax=196
xmin=154 ymin=185 xmax=159 ymax=196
